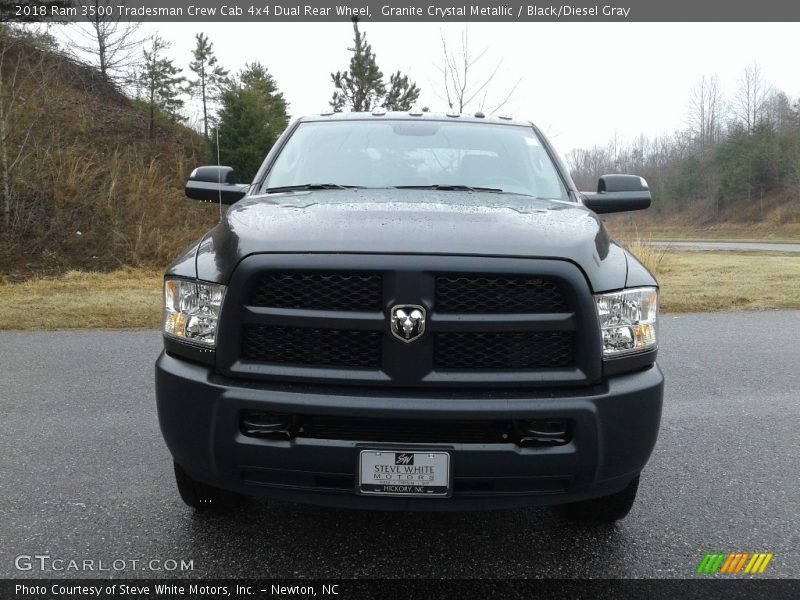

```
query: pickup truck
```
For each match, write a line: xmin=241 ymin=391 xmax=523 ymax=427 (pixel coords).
xmin=155 ymin=111 xmax=663 ymax=521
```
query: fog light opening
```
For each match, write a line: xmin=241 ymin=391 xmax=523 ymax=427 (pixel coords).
xmin=241 ymin=411 xmax=295 ymax=440
xmin=515 ymin=419 xmax=571 ymax=447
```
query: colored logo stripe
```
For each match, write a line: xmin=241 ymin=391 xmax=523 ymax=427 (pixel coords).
xmin=697 ymin=552 xmax=773 ymax=574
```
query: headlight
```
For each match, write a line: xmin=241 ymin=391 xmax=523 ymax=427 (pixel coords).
xmin=594 ymin=287 xmax=658 ymax=358
xmin=163 ymin=278 xmax=226 ymax=347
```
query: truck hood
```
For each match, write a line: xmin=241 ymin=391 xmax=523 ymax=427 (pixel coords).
xmin=192 ymin=189 xmax=628 ymax=292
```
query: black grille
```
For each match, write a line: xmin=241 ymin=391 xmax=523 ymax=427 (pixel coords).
xmin=249 ymin=272 xmax=382 ymax=311
xmin=435 ymin=276 xmax=568 ymax=313
xmin=434 ymin=331 xmax=574 ymax=370
xmin=300 ymin=416 xmax=513 ymax=444
xmin=242 ymin=325 xmax=381 ymax=368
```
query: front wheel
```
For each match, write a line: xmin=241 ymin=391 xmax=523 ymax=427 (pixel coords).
xmin=173 ymin=462 xmax=243 ymax=511
xmin=554 ymin=476 xmax=640 ymax=523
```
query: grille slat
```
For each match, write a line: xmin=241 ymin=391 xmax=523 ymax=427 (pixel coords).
xmin=435 ymin=276 xmax=568 ymax=313
xmin=250 ymin=272 xmax=382 ymax=311
xmin=434 ymin=331 xmax=574 ymax=370
xmin=242 ymin=325 xmax=381 ymax=368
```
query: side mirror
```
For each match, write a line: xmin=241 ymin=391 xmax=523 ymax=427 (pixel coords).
xmin=582 ymin=174 xmax=651 ymax=214
xmin=185 ymin=166 xmax=249 ymax=204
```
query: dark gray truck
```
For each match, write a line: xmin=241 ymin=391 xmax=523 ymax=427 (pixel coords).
xmin=156 ymin=111 xmax=663 ymax=521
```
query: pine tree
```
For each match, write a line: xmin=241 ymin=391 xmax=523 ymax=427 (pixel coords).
xmin=384 ymin=71 xmax=420 ymax=111
xmin=188 ymin=32 xmax=228 ymax=140
xmin=330 ymin=19 xmax=419 ymax=112
xmin=213 ymin=62 xmax=289 ymax=181
xmin=140 ymin=36 xmax=185 ymax=138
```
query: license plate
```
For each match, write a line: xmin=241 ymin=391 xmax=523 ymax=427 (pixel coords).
xmin=358 ymin=450 xmax=450 ymax=497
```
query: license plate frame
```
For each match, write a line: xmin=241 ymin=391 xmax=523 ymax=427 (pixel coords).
xmin=357 ymin=449 xmax=451 ymax=497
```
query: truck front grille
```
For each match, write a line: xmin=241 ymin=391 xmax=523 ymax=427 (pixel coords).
xmin=434 ymin=331 xmax=574 ymax=370
xmin=435 ymin=276 xmax=568 ymax=313
xmin=242 ymin=325 xmax=381 ymax=368
xmin=219 ymin=255 xmax=601 ymax=388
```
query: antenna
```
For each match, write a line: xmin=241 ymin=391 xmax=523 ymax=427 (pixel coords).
xmin=216 ymin=127 xmax=222 ymax=221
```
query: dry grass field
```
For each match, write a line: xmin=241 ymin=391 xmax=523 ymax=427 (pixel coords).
xmin=0 ymin=269 xmax=163 ymax=330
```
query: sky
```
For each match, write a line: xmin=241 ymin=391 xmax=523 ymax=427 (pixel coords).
xmin=54 ymin=22 xmax=800 ymax=157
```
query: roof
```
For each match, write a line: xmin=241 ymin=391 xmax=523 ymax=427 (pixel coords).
xmin=297 ymin=110 xmax=534 ymax=128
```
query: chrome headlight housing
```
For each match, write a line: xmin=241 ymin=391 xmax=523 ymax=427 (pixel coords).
xmin=163 ymin=278 xmax=226 ymax=347
xmin=594 ymin=287 xmax=658 ymax=358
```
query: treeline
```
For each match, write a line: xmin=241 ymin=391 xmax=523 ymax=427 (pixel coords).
xmin=567 ymin=66 xmax=800 ymax=226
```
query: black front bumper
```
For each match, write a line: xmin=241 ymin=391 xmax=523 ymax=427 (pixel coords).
xmin=155 ymin=352 xmax=663 ymax=511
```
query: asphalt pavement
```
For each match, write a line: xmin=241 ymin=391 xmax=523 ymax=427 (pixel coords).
xmin=648 ymin=240 xmax=800 ymax=252
xmin=1 ymin=312 xmax=798 ymax=579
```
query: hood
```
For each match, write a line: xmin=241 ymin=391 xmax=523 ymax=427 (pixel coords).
xmin=192 ymin=189 xmax=628 ymax=291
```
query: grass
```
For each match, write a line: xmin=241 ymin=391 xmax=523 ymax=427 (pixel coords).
xmin=0 ymin=252 xmax=799 ymax=330
xmin=656 ymin=251 xmax=800 ymax=313
xmin=618 ymin=234 xmax=670 ymax=279
xmin=0 ymin=268 xmax=162 ymax=330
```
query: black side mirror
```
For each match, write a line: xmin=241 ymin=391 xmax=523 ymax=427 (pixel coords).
xmin=185 ymin=166 xmax=249 ymax=204
xmin=582 ymin=174 xmax=651 ymax=214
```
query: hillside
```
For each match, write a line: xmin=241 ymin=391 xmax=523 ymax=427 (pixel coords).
xmin=0 ymin=27 xmax=219 ymax=278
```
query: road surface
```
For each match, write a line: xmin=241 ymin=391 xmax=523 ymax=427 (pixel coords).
xmin=1 ymin=313 xmax=798 ymax=578
xmin=648 ymin=240 xmax=800 ymax=252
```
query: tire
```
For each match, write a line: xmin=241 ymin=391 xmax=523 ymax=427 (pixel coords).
xmin=554 ymin=476 xmax=640 ymax=523
xmin=173 ymin=462 xmax=243 ymax=511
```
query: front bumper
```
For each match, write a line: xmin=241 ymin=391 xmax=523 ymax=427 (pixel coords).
xmin=155 ymin=352 xmax=663 ymax=511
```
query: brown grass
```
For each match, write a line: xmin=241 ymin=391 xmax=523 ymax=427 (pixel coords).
xmin=617 ymin=233 xmax=669 ymax=279
xmin=657 ymin=251 xmax=800 ymax=313
xmin=0 ymin=269 xmax=162 ymax=330
xmin=0 ymin=254 xmax=798 ymax=330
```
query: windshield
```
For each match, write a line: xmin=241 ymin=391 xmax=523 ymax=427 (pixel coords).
xmin=262 ymin=120 xmax=568 ymax=200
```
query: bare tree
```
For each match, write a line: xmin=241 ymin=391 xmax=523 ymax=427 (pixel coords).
xmin=65 ymin=0 xmax=142 ymax=86
xmin=688 ymin=74 xmax=724 ymax=154
xmin=731 ymin=62 xmax=772 ymax=133
xmin=436 ymin=28 xmax=521 ymax=115
xmin=763 ymin=90 xmax=792 ymax=131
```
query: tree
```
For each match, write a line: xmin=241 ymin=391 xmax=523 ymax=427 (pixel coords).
xmin=66 ymin=0 xmax=142 ymax=85
xmin=330 ymin=19 xmax=419 ymax=112
xmin=688 ymin=75 xmax=724 ymax=155
xmin=384 ymin=71 xmax=419 ymax=111
xmin=140 ymin=36 xmax=185 ymax=138
xmin=213 ymin=62 xmax=289 ymax=181
xmin=437 ymin=28 xmax=521 ymax=115
xmin=188 ymin=32 xmax=228 ymax=140
xmin=732 ymin=62 xmax=772 ymax=134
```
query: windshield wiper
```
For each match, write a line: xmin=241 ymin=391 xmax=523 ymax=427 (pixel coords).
xmin=264 ymin=183 xmax=363 ymax=193
xmin=394 ymin=184 xmax=503 ymax=193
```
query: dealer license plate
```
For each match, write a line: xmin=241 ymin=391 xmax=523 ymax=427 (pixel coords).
xmin=358 ymin=450 xmax=450 ymax=497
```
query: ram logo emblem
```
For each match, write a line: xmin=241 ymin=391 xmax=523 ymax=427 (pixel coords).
xmin=390 ymin=305 xmax=426 ymax=343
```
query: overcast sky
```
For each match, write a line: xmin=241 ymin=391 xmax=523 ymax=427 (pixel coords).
xmin=57 ymin=22 xmax=800 ymax=156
